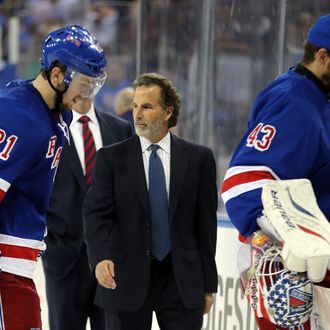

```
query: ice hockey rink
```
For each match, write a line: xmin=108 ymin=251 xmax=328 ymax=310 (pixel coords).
xmin=35 ymin=262 xmax=91 ymax=330
xmin=35 ymin=262 xmax=50 ymax=330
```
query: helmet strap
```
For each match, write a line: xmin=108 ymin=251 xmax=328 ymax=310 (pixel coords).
xmin=46 ymin=70 xmax=68 ymax=95
xmin=45 ymin=70 xmax=68 ymax=114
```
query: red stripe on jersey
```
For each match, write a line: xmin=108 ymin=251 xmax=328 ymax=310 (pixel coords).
xmin=0 ymin=243 xmax=40 ymax=261
xmin=239 ymin=233 xmax=248 ymax=243
xmin=222 ymin=171 xmax=275 ymax=193
xmin=0 ymin=189 xmax=6 ymax=202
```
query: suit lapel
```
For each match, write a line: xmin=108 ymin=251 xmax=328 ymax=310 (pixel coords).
xmin=169 ymin=135 xmax=188 ymax=223
xmin=123 ymin=136 xmax=150 ymax=218
xmin=64 ymin=131 xmax=86 ymax=190
xmin=97 ymin=110 xmax=116 ymax=146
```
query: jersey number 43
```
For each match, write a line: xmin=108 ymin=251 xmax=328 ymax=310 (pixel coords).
xmin=246 ymin=123 xmax=276 ymax=152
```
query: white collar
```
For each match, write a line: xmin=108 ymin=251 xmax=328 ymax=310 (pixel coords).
xmin=70 ymin=103 xmax=97 ymax=127
xmin=139 ymin=131 xmax=171 ymax=154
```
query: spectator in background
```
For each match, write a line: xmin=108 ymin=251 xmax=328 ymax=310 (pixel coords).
xmin=94 ymin=60 xmax=130 ymax=114
xmin=85 ymin=2 xmax=119 ymax=51
xmin=0 ymin=11 xmax=16 ymax=88
xmin=114 ymin=86 xmax=135 ymax=130
xmin=0 ymin=60 xmax=16 ymax=88
xmin=284 ymin=12 xmax=314 ymax=69
xmin=42 ymin=97 xmax=133 ymax=330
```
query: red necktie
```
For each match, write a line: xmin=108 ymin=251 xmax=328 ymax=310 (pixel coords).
xmin=78 ymin=116 xmax=96 ymax=187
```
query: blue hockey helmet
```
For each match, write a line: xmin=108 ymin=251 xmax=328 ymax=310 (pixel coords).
xmin=41 ymin=25 xmax=107 ymax=95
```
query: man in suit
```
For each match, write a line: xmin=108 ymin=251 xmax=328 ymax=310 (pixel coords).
xmin=42 ymin=98 xmax=133 ymax=330
xmin=84 ymin=73 xmax=218 ymax=330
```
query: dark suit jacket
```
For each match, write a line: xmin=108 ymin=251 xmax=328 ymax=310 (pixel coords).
xmin=43 ymin=110 xmax=133 ymax=280
xmin=83 ymin=134 xmax=218 ymax=311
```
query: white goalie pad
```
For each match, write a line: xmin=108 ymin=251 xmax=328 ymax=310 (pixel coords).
xmin=261 ymin=179 xmax=330 ymax=282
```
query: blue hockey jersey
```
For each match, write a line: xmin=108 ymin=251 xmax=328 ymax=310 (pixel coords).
xmin=0 ymin=80 xmax=72 ymax=278
xmin=221 ymin=66 xmax=330 ymax=239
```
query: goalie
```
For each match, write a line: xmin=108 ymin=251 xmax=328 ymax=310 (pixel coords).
xmin=221 ymin=14 xmax=330 ymax=330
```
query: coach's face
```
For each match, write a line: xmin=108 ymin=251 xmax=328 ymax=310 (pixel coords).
xmin=133 ymin=85 xmax=173 ymax=143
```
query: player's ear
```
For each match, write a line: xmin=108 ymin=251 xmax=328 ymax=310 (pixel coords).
xmin=50 ymin=66 xmax=65 ymax=87
xmin=316 ymin=48 xmax=329 ymax=64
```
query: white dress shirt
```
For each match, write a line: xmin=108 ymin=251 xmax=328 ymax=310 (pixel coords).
xmin=70 ymin=104 xmax=103 ymax=175
xmin=139 ymin=132 xmax=171 ymax=199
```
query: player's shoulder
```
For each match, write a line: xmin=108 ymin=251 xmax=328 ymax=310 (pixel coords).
xmin=0 ymin=79 xmax=33 ymax=100
xmin=0 ymin=80 xmax=41 ymax=119
xmin=268 ymin=70 xmax=322 ymax=103
xmin=0 ymin=80 xmax=49 ymax=141
xmin=254 ymin=72 xmax=324 ymax=123
xmin=258 ymin=72 xmax=303 ymax=105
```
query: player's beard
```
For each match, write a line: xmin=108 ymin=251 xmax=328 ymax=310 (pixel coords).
xmin=53 ymin=91 xmax=65 ymax=114
xmin=321 ymin=62 xmax=330 ymax=92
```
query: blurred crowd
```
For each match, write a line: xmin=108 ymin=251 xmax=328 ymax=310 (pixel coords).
xmin=0 ymin=0 xmax=330 ymax=159
xmin=0 ymin=0 xmax=137 ymax=114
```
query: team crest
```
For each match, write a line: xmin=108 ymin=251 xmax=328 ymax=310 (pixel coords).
xmin=267 ymin=271 xmax=313 ymax=327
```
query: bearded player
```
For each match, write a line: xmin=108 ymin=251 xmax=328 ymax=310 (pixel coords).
xmin=222 ymin=14 xmax=330 ymax=330
xmin=0 ymin=25 xmax=107 ymax=329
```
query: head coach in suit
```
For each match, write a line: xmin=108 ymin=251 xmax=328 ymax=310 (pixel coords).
xmin=42 ymin=97 xmax=133 ymax=330
xmin=83 ymin=73 xmax=218 ymax=330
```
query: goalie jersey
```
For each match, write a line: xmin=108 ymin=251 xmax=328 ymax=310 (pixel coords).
xmin=0 ymin=80 xmax=72 ymax=278
xmin=221 ymin=65 xmax=330 ymax=239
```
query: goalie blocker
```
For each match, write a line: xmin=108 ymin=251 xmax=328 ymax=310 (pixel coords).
xmin=261 ymin=179 xmax=330 ymax=283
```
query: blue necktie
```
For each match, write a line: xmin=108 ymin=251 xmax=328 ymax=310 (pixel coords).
xmin=148 ymin=144 xmax=171 ymax=260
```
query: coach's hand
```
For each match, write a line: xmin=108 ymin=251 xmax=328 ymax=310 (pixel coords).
xmin=95 ymin=260 xmax=117 ymax=289
xmin=203 ymin=293 xmax=214 ymax=314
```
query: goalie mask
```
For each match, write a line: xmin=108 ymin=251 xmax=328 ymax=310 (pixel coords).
xmin=240 ymin=231 xmax=313 ymax=328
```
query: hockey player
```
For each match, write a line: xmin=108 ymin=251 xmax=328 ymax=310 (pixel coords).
xmin=0 ymin=25 xmax=106 ymax=329
xmin=222 ymin=14 xmax=330 ymax=330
